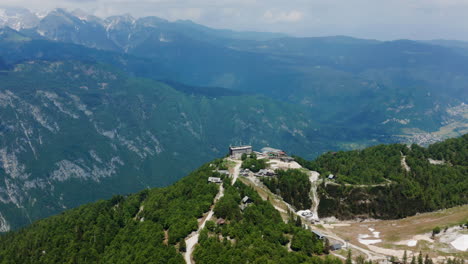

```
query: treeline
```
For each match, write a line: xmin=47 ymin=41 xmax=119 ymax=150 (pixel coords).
xmin=295 ymin=144 xmax=406 ymax=185
xmin=193 ymin=180 xmax=338 ymax=264
xmin=262 ymin=169 xmax=312 ymax=210
xmin=426 ymin=135 xmax=468 ymax=166
xmin=0 ymin=158 xmax=344 ymax=264
xmin=297 ymin=134 xmax=468 ymax=219
xmin=0 ymin=160 xmax=224 ymax=264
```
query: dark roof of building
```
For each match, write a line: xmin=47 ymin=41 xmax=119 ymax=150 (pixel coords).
xmin=312 ymin=230 xmax=324 ymax=238
xmin=331 ymin=244 xmax=342 ymax=249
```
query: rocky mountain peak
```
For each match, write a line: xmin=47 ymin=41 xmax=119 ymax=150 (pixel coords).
xmin=0 ymin=7 xmax=39 ymax=30
xmin=104 ymin=13 xmax=136 ymax=29
xmin=136 ymin=16 xmax=169 ymax=28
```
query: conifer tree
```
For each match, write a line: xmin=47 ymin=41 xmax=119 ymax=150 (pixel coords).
xmin=346 ymin=249 xmax=352 ymax=264
xmin=179 ymin=239 xmax=186 ymax=252
xmin=295 ymin=216 xmax=302 ymax=227
xmin=418 ymin=252 xmax=423 ymax=264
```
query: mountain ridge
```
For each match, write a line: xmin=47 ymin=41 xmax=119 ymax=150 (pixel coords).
xmin=0 ymin=135 xmax=466 ymax=263
xmin=0 ymin=59 xmax=330 ymax=232
xmin=0 ymin=5 xmax=466 ymax=235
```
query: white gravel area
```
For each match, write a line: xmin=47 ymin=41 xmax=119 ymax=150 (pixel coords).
xmin=358 ymin=234 xmax=382 ymax=245
xmin=268 ymin=159 xmax=302 ymax=170
xmin=450 ymin=234 xmax=468 ymax=251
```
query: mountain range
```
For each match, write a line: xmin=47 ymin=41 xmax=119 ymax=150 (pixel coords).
xmin=0 ymin=7 xmax=467 ymax=232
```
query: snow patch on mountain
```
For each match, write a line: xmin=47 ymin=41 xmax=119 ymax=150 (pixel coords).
xmin=0 ymin=7 xmax=39 ymax=30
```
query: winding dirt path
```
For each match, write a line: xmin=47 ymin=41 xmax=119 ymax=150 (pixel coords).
xmin=184 ymin=184 xmax=224 ymax=264
xmin=309 ymin=171 xmax=320 ymax=221
xmin=184 ymin=159 xmax=241 ymax=263
xmin=401 ymin=151 xmax=411 ymax=172
xmin=231 ymin=160 xmax=242 ymax=184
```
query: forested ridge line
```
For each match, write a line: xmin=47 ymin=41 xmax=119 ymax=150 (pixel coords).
xmin=294 ymin=134 xmax=467 ymax=219
xmin=0 ymin=159 xmax=226 ymax=263
xmin=0 ymin=157 xmax=345 ymax=264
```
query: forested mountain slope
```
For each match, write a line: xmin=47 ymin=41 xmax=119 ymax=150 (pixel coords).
xmin=1 ymin=137 xmax=465 ymax=263
xmin=0 ymin=159 xmax=341 ymax=264
xmin=0 ymin=60 xmax=322 ymax=231
xmin=0 ymin=8 xmax=467 ymax=232
xmin=295 ymin=134 xmax=468 ymax=219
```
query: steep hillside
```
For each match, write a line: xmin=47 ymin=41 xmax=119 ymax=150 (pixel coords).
xmin=1 ymin=8 xmax=463 ymax=145
xmin=295 ymin=134 xmax=468 ymax=219
xmin=0 ymin=159 xmax=341 ymax=264
xmin=0 ymin=135 xmax=465 ymax=263
xmin=0 ymin=60 xmax=323 ymax=231
xmin=0 ymin=7 xmax=466 ymax=231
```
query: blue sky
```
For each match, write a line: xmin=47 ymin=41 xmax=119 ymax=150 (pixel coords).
xmin=2 ymin=0 xmax=468 ymax=41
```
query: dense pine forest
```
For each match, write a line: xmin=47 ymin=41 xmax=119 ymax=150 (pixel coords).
xmin=0 ymin=161 xmax=222 ymax=263
xmin=295 ymin=134 xmax=468 ymax=219
xmin=0 ymin=158 xmax=342 ymax=263
xmin=262 ymin=169 xmax=313 ymax=210
xmin=194 ymin=180 xmax=333 ymax=263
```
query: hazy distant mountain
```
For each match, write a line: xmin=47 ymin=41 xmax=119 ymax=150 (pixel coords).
xmin=0 ymin=7 xmax=39 ymax=30
xmin=0 ymin=8 xmax=285 ymax=47
xmin=0 ymin=7 xmax=466 ymax=231
xmin=423 ymin=39 xmax=468 ymax=50
xmin=35 ymin=8 xmax=119 ymax=50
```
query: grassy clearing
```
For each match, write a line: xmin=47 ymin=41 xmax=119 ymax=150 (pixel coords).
xmin=333 ymin=205 xmax=468 ymax=243
xmin=223 ymin=159 xmax=237 ymax=169
xmin=330 ymin=205 xmax=468 ymax=259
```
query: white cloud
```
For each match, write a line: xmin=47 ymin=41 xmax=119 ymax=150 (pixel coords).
xmin=167 ymin=8 xmax=203 ymax=20
xmin=263 ymin=9 xmax=303 ymax=23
